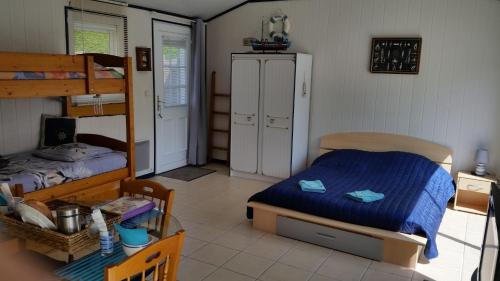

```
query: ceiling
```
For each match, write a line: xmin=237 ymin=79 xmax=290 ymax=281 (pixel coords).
xmin=123 ymin=0 xmax=248 ymax=19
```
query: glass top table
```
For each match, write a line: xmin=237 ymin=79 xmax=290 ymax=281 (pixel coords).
xmin=53 ymin=204 xmax=183 ymax=281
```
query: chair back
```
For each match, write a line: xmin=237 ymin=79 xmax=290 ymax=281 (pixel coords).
xmin=120 ymin=179 xmax=175 ymax=235
xmin=105 ymin=230 xmax=185 ymax=281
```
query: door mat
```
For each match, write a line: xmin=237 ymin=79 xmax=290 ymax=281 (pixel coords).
xmin=158 ymin=166 xmax=215 ymax=182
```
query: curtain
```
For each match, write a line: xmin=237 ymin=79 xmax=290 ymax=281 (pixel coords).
xmin=187 ymin=19 xmax=207 ymax=165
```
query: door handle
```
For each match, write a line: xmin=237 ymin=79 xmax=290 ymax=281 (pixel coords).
xmin=157 ymin=96 xmax=165 ymax=119
xmin=316 ymin=232 xmax=336 ymax=241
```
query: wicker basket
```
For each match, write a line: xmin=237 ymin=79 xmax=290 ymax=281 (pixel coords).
xmin=0 ymin=200 xmax=120 ymax=254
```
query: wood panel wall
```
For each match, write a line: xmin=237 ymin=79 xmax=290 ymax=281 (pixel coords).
xmin=0 ymin=0 xmax=192 ymax=177
xmin=207 ymin=0 xmax=500 ymax=175
xmin=0 ymin=0 xmax=66 ymax=155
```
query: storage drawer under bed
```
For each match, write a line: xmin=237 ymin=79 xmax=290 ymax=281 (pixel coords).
xmin=276 ymin=216 xmax=383 ymax=261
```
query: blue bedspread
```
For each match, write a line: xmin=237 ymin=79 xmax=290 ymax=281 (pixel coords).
xmin=247 ymin=150 xmax=455 ymax=259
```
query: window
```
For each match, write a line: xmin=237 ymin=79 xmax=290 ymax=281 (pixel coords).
xmin=66 ymin=10 xmax=127 ymax=106
xmin=73 ymin=22 xmax=117 ymax=55
xmin=162 ymin=37 xmax=189 ymax=107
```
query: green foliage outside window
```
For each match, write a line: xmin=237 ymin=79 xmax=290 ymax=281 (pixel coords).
xmin=74 ymin=30 xmax=110 ymax=54
xmin=163 ymin=46 xmax=179 ymax=59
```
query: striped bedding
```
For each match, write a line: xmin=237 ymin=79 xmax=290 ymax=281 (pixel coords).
xmin=0 ymin=69 xmax=123 ymax=80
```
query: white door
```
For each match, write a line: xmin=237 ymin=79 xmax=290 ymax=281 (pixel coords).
xmin=261 ymin=59 xmax=295 ymax=178
xmin=153 ymin=21 xmax=191 ymax=173
xmin=230 ymin=59 xmax=260 ymax=174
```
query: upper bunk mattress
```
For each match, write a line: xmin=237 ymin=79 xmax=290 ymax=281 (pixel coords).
xmin=247 ymin=149 xmax=455 ymax=259
xmin=0 ymin=150 xmax=127 ymax=193
xmin=0 ymin=69 xmax=123 ymax=80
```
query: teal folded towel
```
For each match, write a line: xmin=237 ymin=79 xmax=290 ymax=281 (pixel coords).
xmin=299 ymin=180 xmax=326 ymax=193
xmin=345 ymin=189 xmax=384 ymax=203
xmin=114 ymin=223 xmax=149 ymax=246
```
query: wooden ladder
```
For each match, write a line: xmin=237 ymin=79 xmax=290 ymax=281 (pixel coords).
xmin=208 ymin=71 xmax=230 ymax=165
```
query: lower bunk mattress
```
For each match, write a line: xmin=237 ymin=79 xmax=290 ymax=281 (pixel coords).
xmin=247 ymin=149 xmax=455 ymax=259
xmin=0 ymin=151 xmax=127 ymax=193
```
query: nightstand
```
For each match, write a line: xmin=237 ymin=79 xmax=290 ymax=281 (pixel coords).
xmin=453 ymin=171 xmax=497 ymax=215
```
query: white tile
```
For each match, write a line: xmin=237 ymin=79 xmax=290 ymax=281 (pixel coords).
xmin=368 ymin=261 xmax=414 ymax=278
xmin=309 ymin=274 xmax=345 ymax=281
xmin=223 ymin=252 xmax=274 ymax=278
xmin=465 ymin=231 xmax=484 ymax=248
xmin=231 ymin=221 xmax=266 ymax=239
xmin=214 ymin=231 xmax=262 ymax=250
xmin=243 ymin=234 xmax=296 ymax=260
xmin=463 ymin=245 xmax=481 ymax=264
xmin=418 ymin=245 xmax=464 ymax=271
xmin=412 ymin=269 xmax=461 ymax=281
xmin=204 ymin=268 xmax=256 ymax=281
xmin=182 ymin=237 xmax=208 ymax=256
xmin=461 ymin=245 xmax=480 ymax=281
xmin=361 ymin=269 xmax=410 ymax=281
xmin=278 ymin=242 xmax=331 ymax=271
xmin=466 ymin=213 xmax=486 ymax=234
xmin=316 ymin=251 xmax=370 ymax=281
xmin=435 ymin=232 xmax=465 ymax=254
xmin=177 ymin=258 xmax=217 ymax=281
xmin=259 ymin=263 xmax=312 ymax=281
xmin=189 ymin=243 xmax=239 ymax=266
xmin=185 ymin=223 xmax=227 ymax=242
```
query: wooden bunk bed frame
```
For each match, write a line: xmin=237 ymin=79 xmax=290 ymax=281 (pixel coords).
xmin=0 ymin=52 xmax=135 ymax=202
xmin=248 ymin=132 xmax=453 ymax=269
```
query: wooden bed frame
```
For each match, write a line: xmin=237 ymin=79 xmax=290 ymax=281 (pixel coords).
xmin=0 ymin=52 xmax=135 ymax=202
xmin=248 ymin=132 xmax=453 ymax=269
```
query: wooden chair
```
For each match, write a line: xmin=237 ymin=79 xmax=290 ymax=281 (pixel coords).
xmin=120 ymin=179 xmax=175 ymax=236
xmin=105 ymin=230 xmax=185 ymax=281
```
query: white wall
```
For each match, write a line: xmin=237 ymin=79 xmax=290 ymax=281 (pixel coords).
xmin=0 ymin=0 xmax=191 ymax=176
xmin=207 ymin=0 xmax=500 ymax=176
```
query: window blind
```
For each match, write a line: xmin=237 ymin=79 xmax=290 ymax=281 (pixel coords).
xmin=161 ymin=36 xmax=189 ymax=107
xmin=66 ymin=9 xmax=128 ymax=106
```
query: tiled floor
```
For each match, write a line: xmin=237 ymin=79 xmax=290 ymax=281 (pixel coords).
xmin=151 ymin=163 xmax=486 ymax=281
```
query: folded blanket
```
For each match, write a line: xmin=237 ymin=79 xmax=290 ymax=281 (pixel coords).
xmin=345 ymin=189 xmax=384 ymax=203
xmin=299 ymin=180 xmax=326 ymax=193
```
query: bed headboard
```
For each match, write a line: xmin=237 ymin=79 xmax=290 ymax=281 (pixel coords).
xmin=319 ymin=132 xmax=453 ymax=173
xmin=76 ymin=134 xmax=127 ymax=152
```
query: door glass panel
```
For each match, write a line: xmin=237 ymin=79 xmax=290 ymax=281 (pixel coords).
xmin=162 ymin=37 xmax=189 ymax=107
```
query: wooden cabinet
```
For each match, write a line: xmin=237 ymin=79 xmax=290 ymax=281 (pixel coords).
xmin=454 ymin=171 xmax=497 ymax=215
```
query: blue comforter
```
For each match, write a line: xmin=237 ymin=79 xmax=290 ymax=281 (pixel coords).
xmin=247 ymin=150 xmax=455 ymax=259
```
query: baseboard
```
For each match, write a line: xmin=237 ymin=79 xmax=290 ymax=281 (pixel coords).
xmin=137 ymin=172 xmax=155 ymax=179
xmin=230 ymin=170 xmax=282 ymax=183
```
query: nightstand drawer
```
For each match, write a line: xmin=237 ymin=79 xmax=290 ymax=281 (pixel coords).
xmin=458 ymin=178 xmax=491 ymax=194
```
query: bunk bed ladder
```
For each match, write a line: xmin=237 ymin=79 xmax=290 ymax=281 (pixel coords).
xmin=208 ymin=71 xmax=230 ymax=165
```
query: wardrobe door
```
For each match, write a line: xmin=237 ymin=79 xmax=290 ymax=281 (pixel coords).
xmin=230 ymin=59 xmax=260 ymax=174
xmin=261 ymin=59 xmax=295 ymax=178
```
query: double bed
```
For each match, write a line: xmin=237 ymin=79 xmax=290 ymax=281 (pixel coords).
xmin=247 ymin=132 xmax=455 ymax=268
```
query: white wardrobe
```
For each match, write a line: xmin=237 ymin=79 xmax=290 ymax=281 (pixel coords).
xmin=230 ymin=53 xmax=312 ymax=181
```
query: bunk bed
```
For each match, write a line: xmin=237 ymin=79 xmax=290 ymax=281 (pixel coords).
xmin=0 ymin=52 xmax=135 ymax=202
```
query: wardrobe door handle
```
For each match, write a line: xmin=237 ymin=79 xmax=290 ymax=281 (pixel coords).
xmin=234 ymin=122 xmax=255 ymax=126
xmin=266 ymin=114 xmax=289 ymax=120
xmin=266 ymin=125 xmax=288 ymax=130
xmin=234 ymin=112 xmax=255 ymax=117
